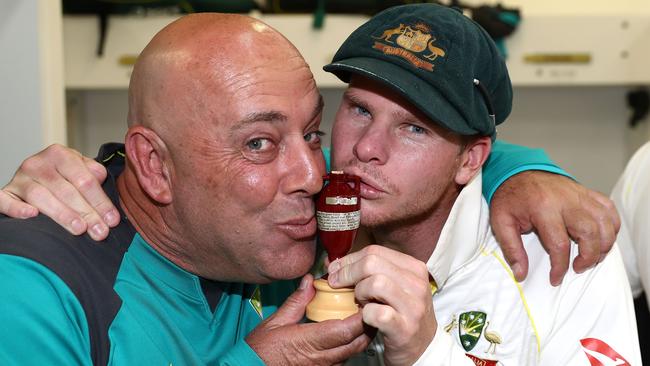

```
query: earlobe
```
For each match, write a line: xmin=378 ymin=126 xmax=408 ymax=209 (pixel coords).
xmin=455 ymin=137 xmax=492 ymax=185
xmin=124 ymin=126 xmax=173 ymax=204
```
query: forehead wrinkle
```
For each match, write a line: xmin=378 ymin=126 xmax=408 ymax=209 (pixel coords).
xmin=218 ymin=56 xmax=311 ymax=95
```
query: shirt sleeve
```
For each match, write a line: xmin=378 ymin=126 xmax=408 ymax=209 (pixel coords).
xmin=0 ymin=254 xmax=92 ymax=365
xmin=482 ymin=140 xmax=571 ymax=203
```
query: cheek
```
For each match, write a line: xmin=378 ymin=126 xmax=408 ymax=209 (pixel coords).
xmin=331 ymin=117 xmax=359 ymax=167
xmin=226 ymin=168 xmax=279 ymax=212
xmin=390 ymin=146 xmax=456 ymax=191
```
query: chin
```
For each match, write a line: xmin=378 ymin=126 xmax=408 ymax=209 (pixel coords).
xmin=359 ymin=209 xmax=394 ymax=228
xmin=262 ymin=240 xmax=316 ymax=281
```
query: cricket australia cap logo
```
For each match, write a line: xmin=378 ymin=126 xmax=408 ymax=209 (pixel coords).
xmin=372 ymin=22 xmax=446 ymax=71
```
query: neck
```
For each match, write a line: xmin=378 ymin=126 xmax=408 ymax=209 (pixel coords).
xmin=365 ymin=187 xmax=460 ymax=263
xmin=117 ymin=166 xmax=197 ymax=273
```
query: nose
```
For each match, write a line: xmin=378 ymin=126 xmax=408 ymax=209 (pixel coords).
xmin=283 ymin=140 xmax=325 ymax=197
xmin=353 ymin=123 xmax=388 ymax=165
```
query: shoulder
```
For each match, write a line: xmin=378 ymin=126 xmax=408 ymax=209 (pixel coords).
xmin=0 ymin=214 xmax=133 ymax=285
xmin=0 ymin=254 xmax=94 ymax=364
xmin=0 ymin=213 xmax=136 ymax=365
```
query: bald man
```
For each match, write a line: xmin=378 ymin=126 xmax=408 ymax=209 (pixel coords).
xmin=0 ymin=14 xmax=371 ymax=365
xmin=0 ymin=8 xmax=624 ymax=366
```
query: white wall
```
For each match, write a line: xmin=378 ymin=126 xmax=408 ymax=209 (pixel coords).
xmin=500 ymin=87 xmax=646 ymax=193
xmin=461 ymin=0 xmax=650 ymax=15
xmin=0 ymin=0 xmax=65 ymax=184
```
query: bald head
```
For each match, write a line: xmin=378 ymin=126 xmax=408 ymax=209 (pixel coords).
xmin=127 ymin=13 xmax=307 ymax=134
xmin=117 ymin=12 xmax=324 ymax=283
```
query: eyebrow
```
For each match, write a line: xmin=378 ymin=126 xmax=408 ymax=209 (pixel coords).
xmin=238 ymin=110 xmax=288 ymax=125
xmin=230 ymin=95 xmax=324 ymax=136
xmin=343 ymin=90 xmax=371 ymax=112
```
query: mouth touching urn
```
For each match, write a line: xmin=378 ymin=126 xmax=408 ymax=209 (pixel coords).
xmin=306 ymin=171 xmax=361 ymax=322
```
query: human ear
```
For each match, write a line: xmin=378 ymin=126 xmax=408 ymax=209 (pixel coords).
xmin=124 ymin=126 xmax=173 ymax=204
xmin=455 ymin=136 xmax=492 ymax=185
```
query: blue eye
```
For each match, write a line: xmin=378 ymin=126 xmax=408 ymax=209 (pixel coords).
xmin=355 ymin=105 xmax=371 ymax=117
xmin=406 ymin=124 xmax=427 ymax=135
xmin=304 ymin=130 xmax=325 ymax=143
xmin=246 ymin=138 xmax=271 ymax=151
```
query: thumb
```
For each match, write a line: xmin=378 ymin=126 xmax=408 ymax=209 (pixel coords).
xmin=266 ymin=274 xmax=316 ymax=327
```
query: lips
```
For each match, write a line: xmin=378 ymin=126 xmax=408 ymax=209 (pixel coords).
xmin=277 ymin=216 xmax=317 ymax=240
xmin=359 ymin=180 xmax=386 ymax=200
xmin=343 ymin=169 xmax=387 ymax=200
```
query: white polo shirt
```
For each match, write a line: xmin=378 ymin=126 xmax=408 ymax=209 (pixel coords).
xmin=349 ymin=172 xmax=641 ymax=366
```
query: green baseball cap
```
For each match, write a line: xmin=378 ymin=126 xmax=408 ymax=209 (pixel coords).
xmin=324 ymin=3 xmax=512 ymax=138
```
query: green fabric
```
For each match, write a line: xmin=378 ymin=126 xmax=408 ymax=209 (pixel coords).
xmin=0 ymin=255 xmax=92 ymax=365
xmin=0 ymin=234 xmax=297 ymax=365
xmin=107 ymin=233 xmax=284 ymax=365
xmin=322 ymin=140 xmax=570 ymax=204
xmin=323 ymin=3 xmax=512 ymax=138
xmin=483 ymin=140 xmax=572 ymax=202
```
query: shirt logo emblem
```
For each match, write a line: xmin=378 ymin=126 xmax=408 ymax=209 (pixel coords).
xmin=458 ymin=311 xmax=487 ymax=351
xmin=372 ymin=23 xmax=446 ymax=71
xmin=581 ymin=338 xmax=630 ymax=366
xmin=249 ymin=285 xmax=263 ymax=319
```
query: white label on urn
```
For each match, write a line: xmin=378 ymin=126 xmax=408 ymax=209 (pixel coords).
xmin=325 ymin=196 xmax=358 ymax=205
xmin=316 ymin=211 xmax=361 ymax=231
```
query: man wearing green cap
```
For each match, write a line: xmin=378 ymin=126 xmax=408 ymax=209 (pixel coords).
xmin=321 ymin=4 xmax=640 ymax=365
xmin=0 ymin=3 xmax=632 ymax=366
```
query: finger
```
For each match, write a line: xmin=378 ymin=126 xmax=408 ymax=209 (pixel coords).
xmin=265 ymin=275 xmax=315 ymax=327
xmin=354 ymin=273 xmax=429 ymax=320
xmin=81 ymin=157 xmax=119 ymax=227
xmin=588 ymin=190 xmax=621 ymax=234
xmin=26 ymin=175 xmax=110 ymax=241
xmin=14 ymin=182 xmax=88 ymax=236
xmin=55 ymin=156 xmax=119 ymax=229
xmin=323 ymin=331 xmax=372 ymax=365
xmin=301 ymin=318 xmax=372 ymax=366
xmin=0 ymin=190 xmax=38 ymax=218
xmin=490 ymin=212 xmax=530 ymax=282
xmin=329 ymin=245 xmax=427 ymax=279
xmin=532 ymin=212 xmax=571 ymax=286
xmin=328 ymin=249 xmax=428 ymax=291
xmin=6 ymin=144 xmax=111 ymax=240
xmin=567 ymin=207 xmax=613 ymax=274
xmin=361 ymin=302 xmax=401 ymax=338
xmin=586 ymin=191 xmax=619 ymax=264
